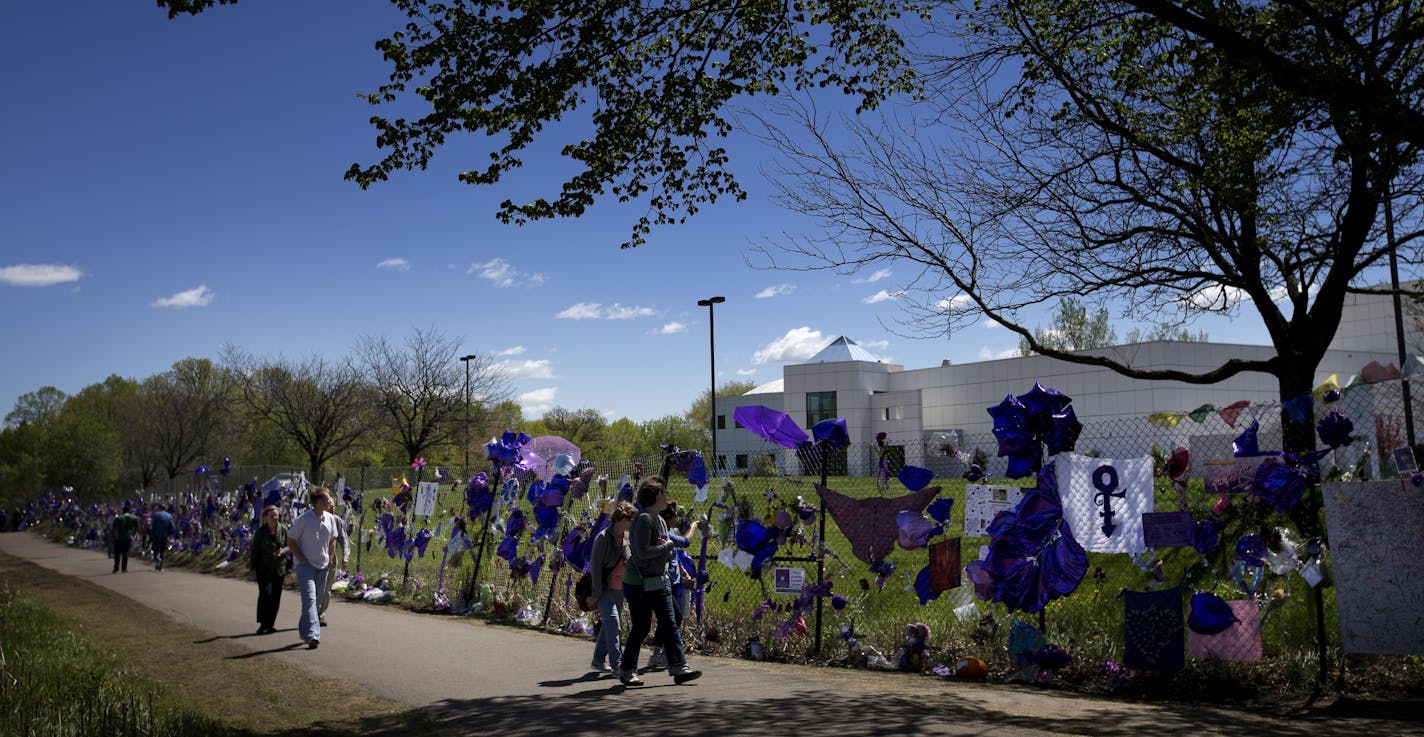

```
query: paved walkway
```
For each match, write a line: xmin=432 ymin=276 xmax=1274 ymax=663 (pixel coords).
xmin=1 ymin=532 xmax=1419 ymax=737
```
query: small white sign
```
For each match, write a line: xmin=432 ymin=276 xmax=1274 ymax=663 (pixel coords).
xmin=415 ymin=481 xmax=439 ymax=517
xmin=964 ymin=484 xmax=1025 ymax=537
xmin=772 ymin=566 xmax=805 ymax=595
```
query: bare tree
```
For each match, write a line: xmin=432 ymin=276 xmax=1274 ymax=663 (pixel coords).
xmin=356 ymin=328 xmax=511 ymax=465
xmin=222 ymin=345 xmax=374 ymax=481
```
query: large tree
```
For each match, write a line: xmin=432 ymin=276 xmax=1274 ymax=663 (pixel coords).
xmin=154 ymin=0 xmax=1423 ymax=422
xmin=356 ymin=328 xmax=511 ymax=465
xmin=134 ymin=358 xmax=231 ymax=482
xmin=222 ymin=346 xmax=375 ymax=482
xmin=1017 ymin=297 xmax=1117 ymax=356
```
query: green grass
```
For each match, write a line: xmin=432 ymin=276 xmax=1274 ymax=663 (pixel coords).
xmin=0 ymin=586 xmax=235 ymax=737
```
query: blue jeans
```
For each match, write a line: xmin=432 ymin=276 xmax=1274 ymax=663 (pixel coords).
xmin=294 ymin=563 xmax=325 ymax=642
xmin=621 ymin=583 xmax=687 ymax=673
xmin=591 ymin=588 xmax=625 ymax=668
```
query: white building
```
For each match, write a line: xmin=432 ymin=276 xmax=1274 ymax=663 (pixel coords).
xmin=711 ymin=291 xmax=1417 ymax=478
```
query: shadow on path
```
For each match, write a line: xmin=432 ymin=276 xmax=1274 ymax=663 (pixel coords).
xmin=266 ymin=688 xmax=1424 ymax=737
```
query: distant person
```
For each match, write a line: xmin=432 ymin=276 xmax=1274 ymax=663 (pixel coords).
xmin=149 ymin=504 xmax=176 ymax=571
xmin=250 ymin=504 xmax=289 ymax=635
xmin=317 ymin=503 xmax=349 ymax=627
xmin=111 ymin=503 xmax=140 ymax=574
xmin=587 ymin=501 xmax=637 ymax=675
xmin=286 ymin=487 xmax=338 ymax=649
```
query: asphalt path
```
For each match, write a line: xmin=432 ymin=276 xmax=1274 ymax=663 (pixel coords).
xmin=2 ymin=532 xmax=1419 ymax=737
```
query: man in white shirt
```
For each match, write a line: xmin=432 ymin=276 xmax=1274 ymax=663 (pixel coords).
xmin=286 ymin=487 xmax=337 ymax=649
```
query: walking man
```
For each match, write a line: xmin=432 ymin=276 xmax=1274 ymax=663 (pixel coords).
xmin=111 ymin=503 xmax=140 ymax=573
xmin=149 ymin=503 xmax=176 ymax=571
xmin=286 ymin=487 xmax=338 ymax=649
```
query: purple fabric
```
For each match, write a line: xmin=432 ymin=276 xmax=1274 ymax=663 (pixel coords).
xmin=816 ymin=484 xmax=941 ymax=565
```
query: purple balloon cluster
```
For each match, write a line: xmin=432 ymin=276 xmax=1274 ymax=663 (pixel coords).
xmin=988 ymin=383 xmax=1082 ymax=479
xmin=964 ymin=463 xmax=1087 ymax=613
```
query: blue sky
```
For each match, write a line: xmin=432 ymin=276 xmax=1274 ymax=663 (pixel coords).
xmin=0 ymin=1 xmax=1271 ymax=424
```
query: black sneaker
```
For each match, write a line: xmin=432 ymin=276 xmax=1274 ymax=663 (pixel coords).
xmin=672 ymin=667 xmax=702 ymax=685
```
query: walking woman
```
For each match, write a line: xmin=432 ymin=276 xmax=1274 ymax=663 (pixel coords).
xmin=250 ymin=504 xmax=289 ymax=635
xmin=587 ymin=501 xmax=637 ymax=673
xmin=618 ymin=477 xmax=702 ymax=686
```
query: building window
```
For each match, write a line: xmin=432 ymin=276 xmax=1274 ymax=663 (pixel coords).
xmin=806 ymin=391 xmax=837 ymax=427
xmin=881 ymin=407 xmax=890 ymax=421
xmin=735 ymin=454 xmax=749 ymax=469
xmin=717 ymin=414 xmax=726 ymax=430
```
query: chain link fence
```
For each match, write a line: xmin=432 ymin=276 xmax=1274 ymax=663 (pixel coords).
xmin=17 ymin=376 xmax=1420 ymax=694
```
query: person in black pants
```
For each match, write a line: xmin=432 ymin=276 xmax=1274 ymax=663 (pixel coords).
xmin=111 ymin=503 xmax=140 ymax=573
xmin=250 ymin=505 xmax=289 ymax=635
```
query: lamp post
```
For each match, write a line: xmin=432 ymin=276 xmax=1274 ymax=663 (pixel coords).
xmin=460 ymin=354 xmax=477 ymax=478
xmin=697 ymin=296 xmax=726 ymax=476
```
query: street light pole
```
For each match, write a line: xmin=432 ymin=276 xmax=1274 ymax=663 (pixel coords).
xmin=697 ymin=296 xmax=726 ymax=476
xmin=460 ymin=354 xmax=477 ymax=479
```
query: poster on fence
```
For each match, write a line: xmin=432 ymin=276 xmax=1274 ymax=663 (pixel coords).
xmin=415 ymin=482 xmax=439 ymax=517
xmin=1322 ymin=480 xmax=1424 ymax=654
xmin=1059 ymin=453 xmax=1153 ymax=554
xmin=773 ymin=566 xmax=806 ymax=595
xmin=1201 ymin=458 xmax=1267 ymax=496
xmin=964 ymin=485 xmax=1024 ymax=537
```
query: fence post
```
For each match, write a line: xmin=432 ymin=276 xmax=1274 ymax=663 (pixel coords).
xmin=814 ymin=444 xmax=829 ymax=654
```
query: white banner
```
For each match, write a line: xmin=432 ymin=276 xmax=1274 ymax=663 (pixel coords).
xmin=1059 ymin=453 xmax=1153 ymax=553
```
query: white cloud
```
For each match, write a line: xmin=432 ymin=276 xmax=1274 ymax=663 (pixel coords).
xmin=861 ymin=339 xmax=890 ymax=352
xmin=863 ymin=289 xmax=901 ymax=304
xmin=981 ymin=319 xmax=1001 ymax=329
xmin=151 ymin=285 xmax=215 ymax=309
xmin=556 ymin=302 xmax=656 ymax=320
xmin=557 ymin=302 xmax=604 ymax=319
xmin=605 ymin=303 xmax=657 ymax=320
xmin=978 ymin=345 xmax=1020 ymax=360
xmin=493 ymin=346 xmax=526 ymax=357
xmin=659 ymin=322 xmax=687 ymax=334
xmin=0 ymin=263 xmax=84 ymax=287
xmin=376 ymin=258 xmax=410 ymax=271
xmin=755 ymin=283 xmax=796 ymax=299
xmin=518 ymin=387 xmax=558 ymax=415
xmin=853 ymin=267 xmax=892 ymax=284
xmin=499 ymin=359 xmax=555 ymax=379
xmin=736 ymin=368 xmax=757 ymax=377
xmin=469 ymin=257 xmax=547 ymax=288
xmin=936 ymin=294 xmax=974 ymax=311
xmin=752 ymin=327 xmax=829 ymax=365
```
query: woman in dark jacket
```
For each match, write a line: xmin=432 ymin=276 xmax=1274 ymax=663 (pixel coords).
xmin=617 ymin=477 xmax=701 ymax=686
xmin=250 ymin=504 xmax=288 ymax=635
